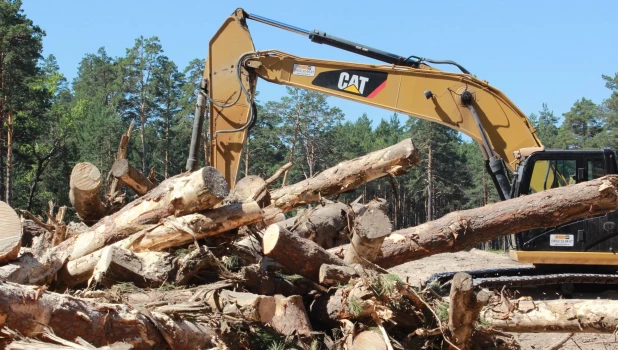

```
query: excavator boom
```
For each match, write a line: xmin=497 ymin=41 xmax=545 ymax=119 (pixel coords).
xmin=187 ymin=8 xmax=543 ymax=192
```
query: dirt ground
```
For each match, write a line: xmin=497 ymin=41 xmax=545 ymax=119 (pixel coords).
xmin=388 ymin=249 xmax=618 ymax=350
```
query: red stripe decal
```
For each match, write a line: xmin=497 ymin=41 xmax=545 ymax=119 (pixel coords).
xmin=367 ymin=80 xmax=387 ymax=99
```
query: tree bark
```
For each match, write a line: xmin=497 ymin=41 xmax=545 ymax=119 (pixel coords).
xmin=6 ymin=109 xmax=13 ymax=204
xmin=0 ymin=201 xmax=22 ymax=264
xmin=278 ymin=201 xmax=351 ymax=249
xmin=0 ymin=281 xmax=166 ymax=349
xmin=174 ymin=246 xmax=220 ymax=285
xmin=69 ymin=162 xmax=106 ymax=226
xmin=482 ymin=298 xmax=618 ymax=333
xmin=89 ymin=246 xmax=176 ymax=288
xmin=111 ymin=159 xmax=155 ymax=196
xmin=263 ymin=224 xmax=346 ymax=282
xmin=270 ymin=138 xmax=419 ymax=212
xmin=62 ymin=166 xmax=228 ymax=261
xmin=344 ymin=204 xmax=391 ymax=265
xmin=204 ymin=289 xmax=313 ymax=336
xmin=318 ymin=264 xmax=360 ymax=286
xmin=448 ymin=272 xmax=490 ymax=350
xmin=330 ymin=176 xmax=618 ymax=268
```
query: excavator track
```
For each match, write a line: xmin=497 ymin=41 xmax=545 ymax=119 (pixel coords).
xmin=427 ymin=267 xmax=618 ymax=291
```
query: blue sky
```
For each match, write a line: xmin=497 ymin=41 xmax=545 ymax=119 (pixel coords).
xmin=22 ymin=0 xmax=617 ymax=128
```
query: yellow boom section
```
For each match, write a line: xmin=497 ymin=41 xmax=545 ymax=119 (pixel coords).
xmin=205 ymin=9 xmax=543 ymax=186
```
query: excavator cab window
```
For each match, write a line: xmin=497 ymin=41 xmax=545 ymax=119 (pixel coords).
xmin=527 ymin=158 xmax=577 ymax=194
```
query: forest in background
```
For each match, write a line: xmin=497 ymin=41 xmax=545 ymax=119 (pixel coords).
xmin=2 ymin=0 xmax=618 ymax=232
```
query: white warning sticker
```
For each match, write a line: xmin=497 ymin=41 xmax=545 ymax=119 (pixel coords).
xmin=292 ymin=64 xmax=316 ymax=77
xmin=549 ymin=234 xmax=574 ymax=247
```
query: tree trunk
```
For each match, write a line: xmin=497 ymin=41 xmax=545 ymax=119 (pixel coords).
xmin=0 ymin=200 xmax=22 ymax=264
xmin=344 ymin=204 xmax=391 ymax=266
xmin=204 ymin=289 xmax=313 ymax=336
xmin=448 ymin=272 xmax=490 ymax=350
xmin=89 ymin=246 xmax=176 ymax=288
xmin=482 ymin=298 xmax=618 ymax=333
xmin=69 ymin=162 xmax=106 ymax=226
xmin=271 ymin=138 xmax=418 ymax=212
xmin=330 ymin=176 xmax=618 ymax=269
xmin=263 ymin=224 xmax=346 ymax=282
xmin=0 ymin=282 xmax=166 ymax=349
xmin=111 ymin=159 xmax=155 ymax=196
xmin=318 ymin=264 xmax=360 ymax=286
xmin=426 ymin=144 xmax=432 ymax=221
xmin=62 ymin=166 xmax=228 ymax=262
xmin=6 ymin=109 xmax=13 ymax=204
xmin=278 ymin=201 xmax=351 ymax=249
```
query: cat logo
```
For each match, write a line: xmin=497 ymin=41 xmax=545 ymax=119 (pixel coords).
xmin=337 ymin=72 xmax=369 ymax=95
xmin=311 ymin=69 xmax=387 ymax=99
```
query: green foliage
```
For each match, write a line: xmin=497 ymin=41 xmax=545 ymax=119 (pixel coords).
xmin=347 ymin=296 xmax=363 ymax=316
xmin=436 ymin=301 xmax=449 ymax=321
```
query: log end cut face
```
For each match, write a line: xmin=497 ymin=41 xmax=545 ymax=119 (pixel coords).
xmin=0 ymin=201 xmax=22 ymax=264
xmin=70 ymin=162 xmax=102 ymax=191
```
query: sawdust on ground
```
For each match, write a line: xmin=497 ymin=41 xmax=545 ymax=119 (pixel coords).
xmin=388 ymin=249 xmax=618 ymax=350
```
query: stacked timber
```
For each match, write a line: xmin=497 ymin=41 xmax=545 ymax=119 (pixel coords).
xmin=1 ymin=137 xmax=618 ymax=349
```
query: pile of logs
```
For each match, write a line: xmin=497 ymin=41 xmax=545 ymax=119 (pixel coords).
xmin=2 ymin=137 xmax=618 ymax=349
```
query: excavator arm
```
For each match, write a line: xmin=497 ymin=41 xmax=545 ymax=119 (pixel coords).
xmin=188 ymin=8 xmax=543 ymax=196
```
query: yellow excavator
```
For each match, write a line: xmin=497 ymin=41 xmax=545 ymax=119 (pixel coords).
xmin=186 ymin=8 xmax=618 ymax=290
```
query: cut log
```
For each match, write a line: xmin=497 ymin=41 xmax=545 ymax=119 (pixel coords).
xmin=111 ymin=159 xmax=155 ymax=196
xmin=69 ymin=162 xmax=106 ymax=225
xmin=62 ymin=166 xmax=229 ymax=261
xmin=21 ymin=219 xmax=47 ymax=248
xmin=482 ymin=298 xmax=618 ymax=333
xmin=319 ymin=263 xmax=360 ymax=286
xmin=0 ymin=253 xmax=58 ymax=285
xmin=353 ymin=331 xmax=387 ymax=350
xmin=344 ymin=204 xmax=391 ymax=266
xmin=329 ymin=176 xmax=618 ymax=268
xmin=175 ymin=246 xmax=220 ymax=285
xmin=269 ymin=138 xmax=418 ymax=212
xmin=278 ymin=201 xmax=351 ymax=249
xmin=223 ymin=175 xmax=270 ymax=207
xmin=448 ymin=272 xmax=490 ymax=350
xmin=0 ymin=281 xmax=165 ymax=349
xmin=241 ymin=264 xmax=315 ymax=296
xmin=134 ymin=201 xmax=265 ymax=252
xmin=0 ymin=201 xmax=22 ymax=265
xmin=263 ymin=224 xmax=346 ymax=282
xmin=90 ymin=246 xmax=176 ymax=288
xmin=204 ymin=289 xmax=313 ymax=336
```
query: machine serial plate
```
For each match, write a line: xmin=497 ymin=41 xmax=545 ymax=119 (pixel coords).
xmin=292 ymin=64 xmax=316 ymax=76
xmin=550 ymin=234 xmax=574 ymax=246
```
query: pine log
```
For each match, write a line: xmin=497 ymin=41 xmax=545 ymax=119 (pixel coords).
xmin=263 ymin=224 xmax=346 ymax=282
xmin=62 ymin=166 xmax=229 ymax=261
xmin=344 ymin=204 xmax=391 ymax=265
xmin=353 ymin=331 xmax=387 ymax=350
xmin=278 ymin=201 xmax=351 ymax=249
xmin=448 ymin=273 xmax=490 ymax=350
xmin=90 ymin=246 xmax=176 ymax=288
xmin=204 ymin=289 xmax=313 ymax=336
xmin=269 ymin=138 xmax=418 ymax=212
xmin=175 ymin=246 xmax=220 ymax=285
xmin=21 ymin=219 xmax=47 ymax=248
xmin=69 ymin=162 xmax=106 ymax=225
xmin=240 ymin=264 xmax=315 ymax=296
xmin=330 ymin=176 xmax=618 ymax=268
xmin=111 ymin=159 xmax=155 ymax=196
xmin=318 ymin=263 xmax=360 ymax=286
xmin=133 ymin=201 xmax=267 ymax=252
xmin=223 ymin=175 xmax=270 ymax=207
xmin=482 ymin=298 xmax=618 ymax=333
xmin=0 ymin=201 xmax=22 ymax=264
xmin=0 ymin=281 xmax=165 ymax=349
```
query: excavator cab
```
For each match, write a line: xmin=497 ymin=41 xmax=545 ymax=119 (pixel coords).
xmin=510 ymin=149 xmax=618 ymax=264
